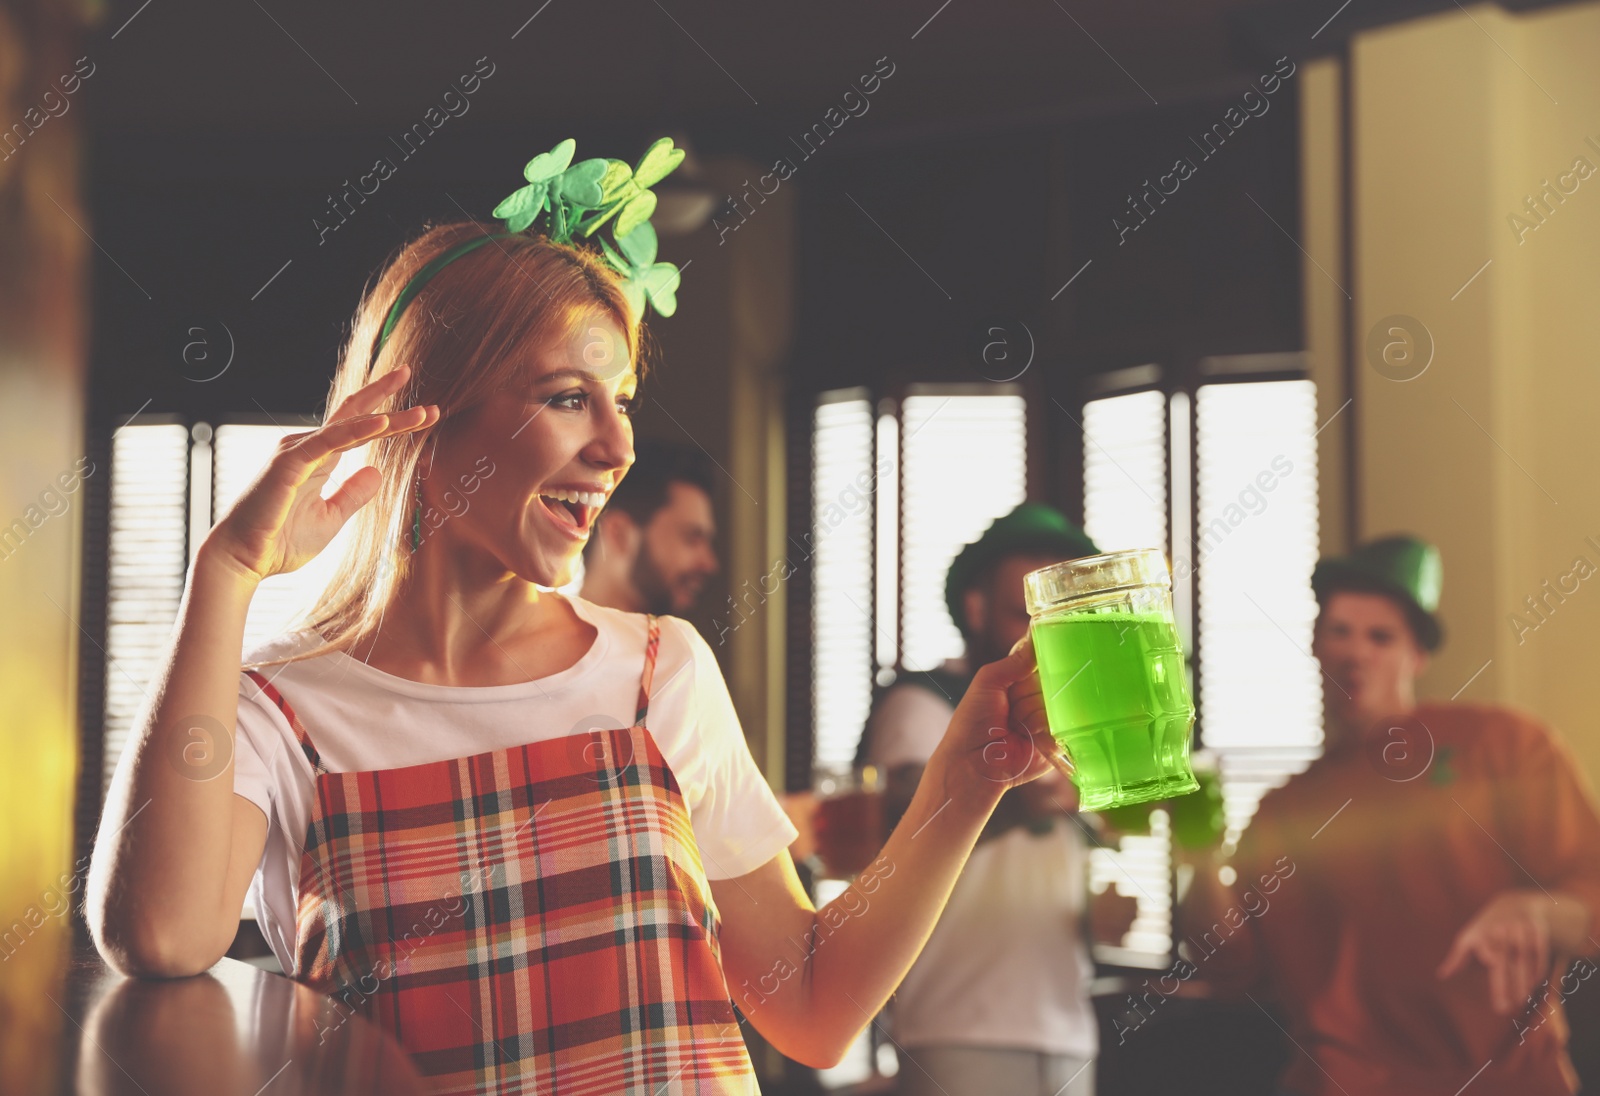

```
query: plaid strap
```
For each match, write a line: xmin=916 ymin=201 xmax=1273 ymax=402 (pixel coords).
xmin=636 ymin=613 xmax=660 ymax=726
xmin=244 ymin=668 xmax=325 ymax=773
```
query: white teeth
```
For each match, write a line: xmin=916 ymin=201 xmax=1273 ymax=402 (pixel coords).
xmin=541 ymin=488 xmax=604 ymax=508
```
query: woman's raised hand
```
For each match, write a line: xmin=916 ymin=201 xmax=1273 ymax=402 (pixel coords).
xmin=203 ymin=364 xmax=439 ymax=585
xmin=927 ymin=633 xmax=1071 ymax=808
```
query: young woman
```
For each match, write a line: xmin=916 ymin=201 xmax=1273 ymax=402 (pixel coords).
xmin=86 ymin=216 xmax=1062 ymax=1094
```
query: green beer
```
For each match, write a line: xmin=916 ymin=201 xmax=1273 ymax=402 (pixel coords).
xmin=1027 ymin=556 xmax=1199 ymax=811
xmin=1167 ymin=768 xmax=1227 ymax=849
xmin=1094 ymin=769 xmax=1225 ymax=845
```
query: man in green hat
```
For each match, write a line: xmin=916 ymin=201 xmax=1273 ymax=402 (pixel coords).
xmin=854 ymin=501 xmax=1107 ymax=1096
xmin=1187 ymin=534 xmax=1600 ymax=1096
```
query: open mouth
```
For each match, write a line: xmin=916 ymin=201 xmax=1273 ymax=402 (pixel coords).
xmin=537 ymin=491 xmax=602 ymax=538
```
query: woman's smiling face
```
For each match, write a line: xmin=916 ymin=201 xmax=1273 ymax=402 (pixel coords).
xmin=424 ymin=313 xmax=637 ymax=588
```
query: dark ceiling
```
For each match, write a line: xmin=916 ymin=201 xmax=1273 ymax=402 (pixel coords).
xmin=87 ymin=0 xmax=1572 ymax=170
xmin=77 ymin=0 xmax=1555 ymax=429
xmin=91 ymin=0 xmax=1301 ymax=150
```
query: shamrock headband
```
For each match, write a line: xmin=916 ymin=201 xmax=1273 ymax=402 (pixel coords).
xmin=369 ymin=136 xmax=687 ymax=367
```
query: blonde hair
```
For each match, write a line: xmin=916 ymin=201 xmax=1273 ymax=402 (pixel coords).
xmin=244 ymin=222 xmax=646 ymax=672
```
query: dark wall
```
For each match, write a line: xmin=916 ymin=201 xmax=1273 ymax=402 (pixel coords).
xmin=792 ymin=131 xmax=1055 ymax=397
xmin=793 ymin=80 xmax=1303 ymax=385
xmin=789 ymin=75 xmax=1303 ymax=511
xmin=1056 ymin=76 xmax=1304 ymax=365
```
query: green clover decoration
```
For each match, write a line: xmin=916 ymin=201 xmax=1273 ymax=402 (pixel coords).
xmin=599 ymin=222 xmax=681 ymax=319
xmin=491 ymin=136 xmax=686 ymax=319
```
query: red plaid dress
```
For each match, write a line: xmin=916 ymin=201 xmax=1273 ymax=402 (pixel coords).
xmin=244 ymin=615 xmax=759 ymax=1094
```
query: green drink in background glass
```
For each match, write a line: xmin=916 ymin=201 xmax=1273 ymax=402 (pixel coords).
xmin=1025 ymin=549 xmax=1198 ymax=811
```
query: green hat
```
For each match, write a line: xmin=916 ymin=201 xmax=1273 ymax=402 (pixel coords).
xmin=1311 ymin=534 xmax=1444 ymax=651
xmin=945 ymin=502 xmax=1099 ymax=634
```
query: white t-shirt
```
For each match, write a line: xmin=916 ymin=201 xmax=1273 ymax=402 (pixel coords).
xmin=231 ymin=592 xmax=799 ymax=977
xmin=865 ymin=677 xmax=1099 ymax=1058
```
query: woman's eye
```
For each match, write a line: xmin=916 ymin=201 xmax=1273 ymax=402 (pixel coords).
xmin=545 ymin=390 xmax=637 ymax=416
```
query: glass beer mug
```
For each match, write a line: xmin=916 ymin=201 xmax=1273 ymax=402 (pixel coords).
xmin=810 ymin=764 xmax=884 ymax=878
xmin=1024 ymin=548 xmax=1198 ymax=811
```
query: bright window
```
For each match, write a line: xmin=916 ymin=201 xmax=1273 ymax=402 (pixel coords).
xmin=811 ymin=392 xmax=877 ymax=774
xmin=899 ymin=390 xmax=1027 ymax=671
xmin=104 ymin=423 xmax=191 ymax=796
xmin=1195 ymin=379 xmax=1323 ymax=831
xmin=1081 ymin=367 xmax=1322 ymax=962
xmin=1082 ymin=388 xmax=1166 ymax=554
xmin=809 ymin=385 xmax=1027 ymax=774
xmin=1080 ymin=386 xmax=1174 ymax=960
xmin=104 ymin=417 xmax=363 ymax=795
xmin=211 ymin=422 xmax=364 ymax=655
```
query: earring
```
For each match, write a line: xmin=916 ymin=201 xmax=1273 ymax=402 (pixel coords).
xmin=411 ymin=472 xmax=423 ymax=552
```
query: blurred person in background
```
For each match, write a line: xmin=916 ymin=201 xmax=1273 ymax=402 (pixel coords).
xmin=580 ymin=437 xmax=719 ymax=616
xmin=854 ymin=503 xmax=1108 ymax=1096
xmin=1184 ymin=535 xmax=1600 ymax=1096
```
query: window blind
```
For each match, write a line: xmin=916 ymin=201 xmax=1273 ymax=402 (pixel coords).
xmin=899 ymin=392 xmax=1027 ymax=672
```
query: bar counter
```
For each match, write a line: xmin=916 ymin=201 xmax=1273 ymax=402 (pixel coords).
xmin=49 ymin=940 xmax=426 ymax=1095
